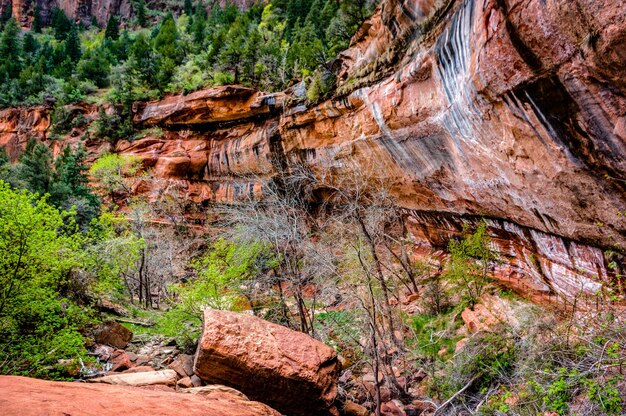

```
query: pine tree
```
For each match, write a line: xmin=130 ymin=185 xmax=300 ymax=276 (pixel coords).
xmin=18 ymin=139 xmax=54 ymax=195
xmin=32 ymin=5 xmax=42 ymax=32
xmin=51 ymin=7 xmax=72 ymax=40
xmin=0 ymin=18 xmax=21 ymax=79
xmin=153 ymin=13 xmax=179 ymax=61
xmin=134 ymin=0 xmax=147 ymax=27
xmin=65 ymin=23 xmax=82 ymax=63
xmin=0 ymin=2 xmax=12 ymax=27
xmin=21 ymin=32 xmax=38 ymax=66
xmin=191 ymin=1 xmax=207 ymax=49
xmin=105 ymin=15 xmax=120 ymax=41
xmin=129 ymin=32 xmax=155 ymax=84
xmin=184 ymin=0 xmax=193 ymax=16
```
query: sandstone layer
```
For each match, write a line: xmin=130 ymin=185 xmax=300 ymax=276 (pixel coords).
xmin=194 ymin=309 xmax=341 ymax=416
xmin=1 ymin=0 xmax=625 ymax=301
xmin=0 ymin=375 xmax=282 ymax=416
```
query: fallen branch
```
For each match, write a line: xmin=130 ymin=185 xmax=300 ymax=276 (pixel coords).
xmin=433 ymin=374 xmax=480 ymax=415
xmin=114 ymin=318 xmax=155 ymax=327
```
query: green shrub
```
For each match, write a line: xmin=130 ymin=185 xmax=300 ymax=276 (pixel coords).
xmin=0 ymin=181 xmax=93 ymax=378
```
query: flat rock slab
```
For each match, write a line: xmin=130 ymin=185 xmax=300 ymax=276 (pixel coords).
xmin=194 ymin=309 xmax=340 ymax=416
xmin=88 ymin=369 xmax=178 ymax=386
xmin=0 ymin=376 xmax=282 ymax=416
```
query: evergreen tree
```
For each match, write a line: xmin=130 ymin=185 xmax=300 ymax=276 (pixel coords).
xmin=184 ymin=0 xmax=193 ymax=17
xmin=51 ymin=7 xmax=72 ymax=40
xmin=22 ymin=32 xmax=38 ymax=56
xmin=153 ymin=13 xmax=181 ymax=89
xmin=0 ymin=18 xmax=21 ymax=79
xmin=191 ymin=1 xmax=206 ymax=48
xmin=153 ymin=13 xmax=179 ymax=61
xmin=65 ymin=23 xmax=82 ymax=63
xmin=104 ymin=15 xmax=120 ymax=41
xmin=76 ymin=47 xmax=111 ymax=87
xmin=218 ymin=16 xmax=246 ymax=83
xmin=133 ymin=0 xmax=147 ymax=27
xmin=129 ymin=32 xmax=155 ymax=85
xmin=0 ymin=2 xmax=12 ymax=27
xmin=32 ymin=5 xmax=42 ymax=32
xmin=18 ymin=139 xmax=54 ymax=196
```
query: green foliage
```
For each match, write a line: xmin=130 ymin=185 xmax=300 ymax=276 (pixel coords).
xmin=51 ymin=8 xmax=72 ymax=41
xmin=105 ymin=15 xmax=120 ymax=41
xmin=585 ymin=374 xmax=624 ymax=415
xmin=92 ymin=107 xmax=134 ymax=142
xmin=32 ymin=5 xmax=42 ymax=33
xmin=65 ymin=24 xmax=82 ymax=63
xmin=84 ymin=210 xmax=144 ymax=299
xmin=444 ymin=221 xmax=497 ymax=307
xmin=89 ymin=153 xmax=143 ymax=198
xmin=431 ymin=327 xmax=517 ymax=401
xmin=0 ymin=181 xmax=92 ymax=378
xmin=1 ymin=140 xmax=99 ymax=227
xmin=159 ymin=238 xmax=276 ymax=346
xmin=0 ymin=0 xmax=375 ymax=107
xmin=133 ymin=0 xmax=148 ymax=27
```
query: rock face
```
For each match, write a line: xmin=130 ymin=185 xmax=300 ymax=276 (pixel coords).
xmin=1 ymin=0 xmax=133 ymax=27
xmin=194 ymin=309 xmax=341 ymax=416
xmin=1 ymin=0 xmax=625 ymax=301
xmin=88 ymin=369 xmax=178 ymax=387
xmin=0 ymin=375 xmax=282 ymax=416
xmin=93 ymin=320 xmax=133 ymax=349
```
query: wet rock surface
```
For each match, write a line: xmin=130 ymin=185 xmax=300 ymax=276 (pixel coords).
xmin=1 ymin=0 xmax=625 ymax=302
xmin=194 ymin=309 xmax=341 ymax=416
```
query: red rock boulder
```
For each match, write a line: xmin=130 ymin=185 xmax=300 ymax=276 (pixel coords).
xmin=193 ymin=309 xmax=341 ymax=416
xmin=93 ymin=320 xmax=133 ymax=349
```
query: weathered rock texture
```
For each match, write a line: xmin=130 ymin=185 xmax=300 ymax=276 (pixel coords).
xmin=1 ymin=0 xmax=134 ymax=27
xmin=194 ymin=309 xmax=341 ymax=416
xmin=93 ymin=320 xmax=133 ymax=349
xmin=1 ymin=0 xmax=256 ymax=27
xmin=1 ymin=0 xmax=625 ymax=301
xmin=88 ymin=369 xmax=178 ymax=387
xmin=0 ymin=375 xmax=282 ymax=416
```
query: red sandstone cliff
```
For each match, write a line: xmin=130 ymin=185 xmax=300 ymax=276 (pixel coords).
xmin=1 ymin=0 xmax=625 ymax=301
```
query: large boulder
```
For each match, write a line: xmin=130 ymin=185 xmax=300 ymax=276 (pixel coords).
xmin=194 ymin=309 xmax=341 ymax=416
xmin=93 ymin=320 xmax=133 ymax=349
xmin=0 ymin=376 xmax=281 ymax=416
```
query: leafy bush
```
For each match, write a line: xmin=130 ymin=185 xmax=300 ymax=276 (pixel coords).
xmin=158 ymin=238 xmax=276 ymax=348
xmin=444 ymin=221 xmax=498 ymax=307
xmin=0 ymin=181 xmax=93 ymax=378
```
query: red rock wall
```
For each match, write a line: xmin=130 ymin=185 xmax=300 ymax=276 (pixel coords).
xmin=2 ymin=0 xmax=625 ymax=300
xmin=2 ymin=0 xmax=133 ymax=27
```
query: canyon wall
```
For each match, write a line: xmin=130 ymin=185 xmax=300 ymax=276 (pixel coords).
xmin=2 ymin=0 xmax=256 ymax=27
xmin=2 ymin=0 xmax=625 ymax=301
xmin=1 ymin=0 xmax=134 ymax=27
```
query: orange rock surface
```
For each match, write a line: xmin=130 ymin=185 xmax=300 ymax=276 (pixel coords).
xmin=0 ymin=375 xmax=282 ymax=416
xmin=194 ymin=309 xmax=341 ymax=416
xmin=1 ymin=0 xmax=625 ymax=301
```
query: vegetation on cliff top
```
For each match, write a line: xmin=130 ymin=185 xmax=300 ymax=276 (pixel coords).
xmin=0 ymin=0 xmax=375 ymax=108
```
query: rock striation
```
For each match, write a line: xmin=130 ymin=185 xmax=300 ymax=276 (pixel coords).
xmin=0 ymin=375 xmax=282 ymax=416
xmin=1 ymin=0 xmax=625 ymax=301
xmin=1 ymin=0 xmax=133 ymax=27
xmin=194 ymin=309 xmax=341 ymax=416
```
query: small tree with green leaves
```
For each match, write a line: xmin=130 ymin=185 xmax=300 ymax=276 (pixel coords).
xmin=445 ymin=221 xmax=498 ymax=308
xmin=89 ymin=153 xmax=145 ymax=203
xmin=0 ymin=181 xmax=92 ymax=378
